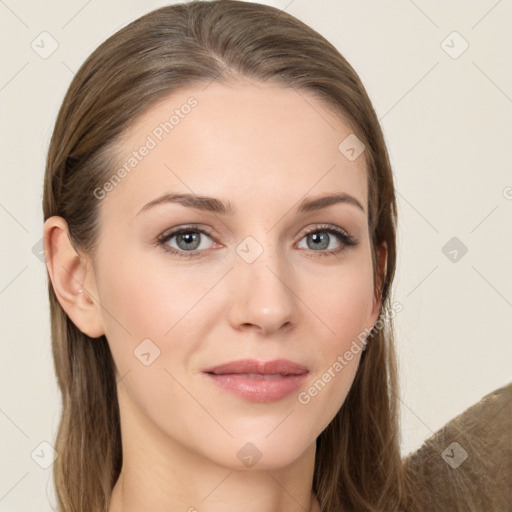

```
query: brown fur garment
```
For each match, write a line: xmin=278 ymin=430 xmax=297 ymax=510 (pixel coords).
xmin=402 ymin=382 xmax=512 ymax=511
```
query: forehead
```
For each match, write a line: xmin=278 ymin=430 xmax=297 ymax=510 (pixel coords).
xmin=101 ymin=81 xmax=368 ymax=220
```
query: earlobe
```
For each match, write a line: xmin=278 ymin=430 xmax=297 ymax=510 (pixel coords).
xmin=43 ymin=216 xmax=105 ymax=338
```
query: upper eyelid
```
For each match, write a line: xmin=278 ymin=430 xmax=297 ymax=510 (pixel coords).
xmin=159 ymin=222 xmax=348 ymax=234
xmin=158 ymin=224 xmax=215 ymax=240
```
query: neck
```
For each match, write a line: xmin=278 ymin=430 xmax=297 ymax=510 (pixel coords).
xmin=109 ymin=465 xmax=322 ymax=512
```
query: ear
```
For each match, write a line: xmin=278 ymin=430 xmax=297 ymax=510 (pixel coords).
xmin=369 ymin=240 xmax=388 ymax=328
xmin=43 ymin=216 xmax=105 ymax=338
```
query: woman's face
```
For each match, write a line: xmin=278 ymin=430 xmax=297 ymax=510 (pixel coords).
xmin=85 ymin=81 xmax=383 ymax=469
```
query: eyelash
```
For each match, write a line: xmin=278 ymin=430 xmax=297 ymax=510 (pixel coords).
xmin=156 ymin=223 xmax=357 ymax=260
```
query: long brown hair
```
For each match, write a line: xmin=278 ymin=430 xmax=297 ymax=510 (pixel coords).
xmin=43 ymin=1 xmax=404 ymax=510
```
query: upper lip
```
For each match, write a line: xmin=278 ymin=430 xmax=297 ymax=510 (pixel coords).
xmin=203 ymin=359 xmax=309 ymax=376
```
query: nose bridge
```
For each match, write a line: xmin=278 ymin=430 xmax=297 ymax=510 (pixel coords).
xmin=228 ymin=232 xmax=296 ymax=333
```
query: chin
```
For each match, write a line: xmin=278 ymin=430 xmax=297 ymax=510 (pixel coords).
xmin=206 ymin=432 xmax=316 ymax=471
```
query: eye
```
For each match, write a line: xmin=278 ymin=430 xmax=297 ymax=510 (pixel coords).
xmin=157 ymin=225 xmax=216 ymax=259
xmin=297 ymin=224 xmax=357 ymax=258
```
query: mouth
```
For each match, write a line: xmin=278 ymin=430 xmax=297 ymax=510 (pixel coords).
xmin=202 ymin=359 xmax=309 ymax=403
xmin=216 ymin=373 xmax=290 ymax=380
xmin=203 ymin=358 xmax=309 ymax=376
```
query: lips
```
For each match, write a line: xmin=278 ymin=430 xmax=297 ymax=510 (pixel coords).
xmin=203 ymin=358 xmax=309 ymax=376
xmin=202 ymin=359 xmax=309 ymax=403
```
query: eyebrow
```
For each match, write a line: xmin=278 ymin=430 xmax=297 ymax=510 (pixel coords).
xmin=135 ymin=191 xmax=366 ymax=217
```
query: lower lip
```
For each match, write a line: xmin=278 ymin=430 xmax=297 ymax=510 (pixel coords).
xmin=204 ymin=372 xmax=308 ymax=403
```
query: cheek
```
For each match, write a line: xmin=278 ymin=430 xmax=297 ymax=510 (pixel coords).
xmin=307 ymin=259 xmax=375 ymax=348
xmin=93 ymin=252 xmax=205 ymax=426
xmin=94 ymin=244 xmax=224 ymax=388
xmin=96 ymin=246 xmax=208 ymax=341
xmin=295 ymin=262 xmax=374 ymax=422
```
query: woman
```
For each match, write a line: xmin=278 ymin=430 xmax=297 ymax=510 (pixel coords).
xmin=41 ymin=1 xmax=508 ymax=511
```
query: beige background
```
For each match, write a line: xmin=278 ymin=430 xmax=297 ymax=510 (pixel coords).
xmin=1 ymin=0 xmax=511 ymax=510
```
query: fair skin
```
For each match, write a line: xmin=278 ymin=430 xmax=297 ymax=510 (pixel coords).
xmin=44 ymin=81 xmax=386 ymax=512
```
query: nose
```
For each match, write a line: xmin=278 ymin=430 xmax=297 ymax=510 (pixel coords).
xmin=227 ymin=241 xmax=297 ymax=336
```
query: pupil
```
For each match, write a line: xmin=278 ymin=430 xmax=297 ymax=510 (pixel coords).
xmin=310 ymin=232 xmax=328 ymax=250
xmin=179 ymin=231 xmax=199 ymax=249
